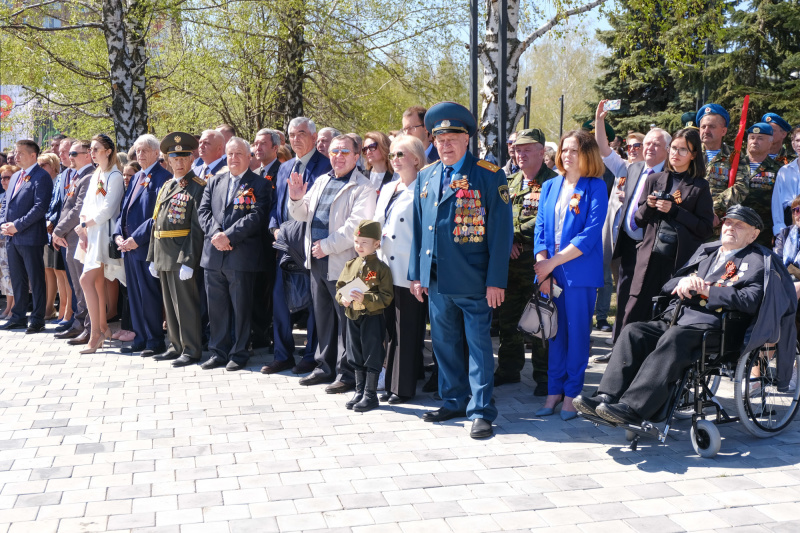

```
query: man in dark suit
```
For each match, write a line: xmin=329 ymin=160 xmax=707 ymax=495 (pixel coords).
xmin=114 ymin=134 xmax=171 ymax=356
xmin=249 ymin=129 xmax=281 ymax=351
xmin=264 ymin=117 xmax=332 ymax=375
xmin=575 ymin=206 xmax=766 ymax=425
xmin=52 ymin=141 xmax=95 ymax=343
xmin=402 ymin=106 xmax=439 ymax=164
xmin=1 ymin=140 xmax=53 ymax=332
xmin=198 ymin=137 xmax=273 ymax=371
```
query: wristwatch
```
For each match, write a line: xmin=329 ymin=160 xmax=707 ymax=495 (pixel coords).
xmin=80 ymin=222 xmax=86 ymax=228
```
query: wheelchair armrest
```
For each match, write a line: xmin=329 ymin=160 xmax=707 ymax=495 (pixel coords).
xmin=652 ymin=295 xmax=672 ymax=319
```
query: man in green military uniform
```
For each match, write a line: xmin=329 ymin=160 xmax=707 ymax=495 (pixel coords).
xmin=763 ymin=113 xmax=796 ymax=166
xmin=494 ymin=129 xmax=557 ymax=396
xmin=739 ymin=122 xmax=782 ymax=246
xmin=148 ymin=132 xmax=207 ymax=367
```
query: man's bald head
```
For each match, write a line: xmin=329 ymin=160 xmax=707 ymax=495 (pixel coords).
xmin=199 ymin=130 xmax=225 ymax=162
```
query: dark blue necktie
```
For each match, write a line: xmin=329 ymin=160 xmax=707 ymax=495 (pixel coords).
xmin=441 ymin=166 xmax=454 ymax=196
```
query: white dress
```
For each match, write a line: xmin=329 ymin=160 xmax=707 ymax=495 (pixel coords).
xmin=75 ymin=166 xmax=126 ymax=283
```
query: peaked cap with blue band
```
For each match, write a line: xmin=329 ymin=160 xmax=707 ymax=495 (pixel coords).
xmin=424 ymin=101 xmax=477 ymax=137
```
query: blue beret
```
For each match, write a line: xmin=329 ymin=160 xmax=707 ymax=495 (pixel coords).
xmin=747 ymin=122 xmax=773 ymax=136
xmin=424 ymin=102 xmax=477 ymax=138
xmin=696 ymin=104 xmax=730 ymax=128
xmin=762 ymin=113 xmax=791 ymax=133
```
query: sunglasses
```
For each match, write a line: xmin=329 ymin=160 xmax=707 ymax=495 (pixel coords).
xmin=388 ymin=152 xmax=406 ymax=160
xmin=793 ymin=207 xmax=800 ymax=215
xmin=362 ymin=144 xmax=379 ymax=154
xmin=329 ymin=149 xmax=352 ymax=156
xmin=69 ymin=151 xmax=88 ymax=157
xmin=626 ymin=143 xmax=642 ymax=150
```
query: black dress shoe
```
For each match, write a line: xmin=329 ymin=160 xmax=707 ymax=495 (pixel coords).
xmin=533 ymin=382 xmax=549 ymax=397
xmin=153 ymin=351 xmax=180 ymax=361
xmin=261 ymin=359 xmax=295 ymax=374
xmin=494 ymin=373 xmax=521 ymax=387
xmin=592 ymin=352 xmax=612 ymax=363
xmin=470 ymin=418 xmax=493 ymax=439
xmin=141 ymin=345 xmax=166 ymax=357
xmin=292 ymin=359 xmax=316 ymax=375
xmin=55 ymin=327 xmax=82 ymax=339
xmin=422 ymin=407 xmax=466 ymax=422
xmin=422 ymin=370 xmax=438 ymax=393
xmin=2 ymin=321 xmax=27 ymax=330
xmin=387 ymin=394 xmax=412 ymax=405
xmin=200 ymin=356 xmax=226 ymax=370
xmin=68 ymin=331 xmax=92 ymax=346
xmin=596 ymin=402 xmax=643 ymax=426
xmin=53 ymin=322 xmax=73 ymax=332
xmin=379 ymin=391 xmax=392 ymax=402
xmin=226 ymin=361 xmax=243 ymax=371
xmin=26 ymin=324 xmax=46 ymax=334
xmin=119 ymin=344 xmax=145 ymax=354
xmin=326 ymin=380 xmax=355 ymax=394
xmin=172 ymin=355 xmax=199 ymax=367
xmin=573 ymin=393 xmax=614 ymax=417
xmin=299 ymin=373 xmax=332 ymax=386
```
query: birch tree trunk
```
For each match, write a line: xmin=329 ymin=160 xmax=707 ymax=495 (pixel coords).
xmin=275 ymin=0 xmax=308 ymax=131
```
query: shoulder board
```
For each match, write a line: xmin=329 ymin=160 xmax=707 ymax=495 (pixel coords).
xmin=477 ymin=160 xmax=501 ymax=172
xmin=192 ymin=176 xmax=207 ymax=186
xmin=420 ymin=162 xmax=437 ymax=171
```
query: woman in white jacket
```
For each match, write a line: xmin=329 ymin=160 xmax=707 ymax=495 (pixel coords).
xmin=375 ymin=135 xmax=428 ymax=403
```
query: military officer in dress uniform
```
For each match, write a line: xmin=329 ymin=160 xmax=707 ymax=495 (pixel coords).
xmin=408 ymin=101 xmax=513 ymax=439
xmin=147 ymin=132 xmax=206 ymax=367
xmin=494 ymin=128 xmax=555 ymax=395
xmin=762 ymin=113 xmax=796 ymax=166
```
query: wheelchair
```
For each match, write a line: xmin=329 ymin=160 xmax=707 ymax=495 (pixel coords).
xmin=582 ymin=296 xmax=800 ymax=458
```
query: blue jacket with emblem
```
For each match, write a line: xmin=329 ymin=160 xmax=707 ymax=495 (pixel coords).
xmin=408 ymin=151 xmax=513 ymax=296
xmin=114 ymin=163 xmax=172 ymax=262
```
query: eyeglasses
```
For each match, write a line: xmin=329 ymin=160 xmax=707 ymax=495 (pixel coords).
xmin=68 ymin=151 xmax=87 ymax=157
xmin=669 ymin=145 xmax=691 ymax=157
xmin=329 ymin=149 xmax=352 ymax=156
xmin=402 ymin=124 xmax=424 ymax=134
xmin=362 ymin=143 xmax=379 ymax=154
xmin=626 ymin=143 xmax=642 ymax=150
xmin=0 ymin=176 xmax=10 ymax=180
xmin=792 ymin=207 xmax=800 ymax=215
xmin=388 ymin=152 xmax=406 ymax=160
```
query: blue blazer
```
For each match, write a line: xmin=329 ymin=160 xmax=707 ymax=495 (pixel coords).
xmin=408 ymin=152 xmax=513 ymax=296
xmin=5 ymin=164 xmax=53 ymax=247
xmin=114 ymin=163 xmax=172 ymax=261
xmin=269 ymin=150 xmax=332 ymax=231
xmin=533 ymin=175 xmax=608 ymax=288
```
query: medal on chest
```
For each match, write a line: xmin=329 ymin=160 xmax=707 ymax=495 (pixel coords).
xmin=453 ymin=188 xmax=485 ymax=243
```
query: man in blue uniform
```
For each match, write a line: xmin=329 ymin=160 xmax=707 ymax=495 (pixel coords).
xmin=408 ymin=102 xmax=513 ymax=439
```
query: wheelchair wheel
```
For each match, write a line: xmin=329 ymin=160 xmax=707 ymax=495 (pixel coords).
xmin=734 ymin=342 xmax=800 ymax=438
xmin=673 ymin=373 xmax=722 ymax=420
xmin=691 ymin=419 xmax=721 ymax=458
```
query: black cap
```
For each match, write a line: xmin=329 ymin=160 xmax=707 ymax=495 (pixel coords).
xmin=722 ymin=205 xmax=763 ymax=231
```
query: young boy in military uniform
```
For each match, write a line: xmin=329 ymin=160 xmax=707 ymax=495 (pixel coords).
xmin=336 ymin=220 xmax=394 ymax=412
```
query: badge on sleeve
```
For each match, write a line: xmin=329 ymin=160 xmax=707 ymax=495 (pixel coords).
xmin=498 ymin=184 xmax=509 ymax=204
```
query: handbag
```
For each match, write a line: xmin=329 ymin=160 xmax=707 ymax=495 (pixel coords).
xmin=652 ymin=217 xmax=679 ymax=258
xmin=107 ymin=219 xmax=121 ymax=259
xmin=517 ymin=277 xmax=558 ymax=340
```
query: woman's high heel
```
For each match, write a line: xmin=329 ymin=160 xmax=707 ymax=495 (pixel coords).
xmin=535 ymin=395 xmax=565 ymax=417
xmin=102 ymin=328 xmax=112 ymax=343
xmin=79 ymin=336 xmax=104 ymax=354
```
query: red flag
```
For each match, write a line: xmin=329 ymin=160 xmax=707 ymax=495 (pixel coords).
xmin=728 ymin=95 xmax=749 ymax=188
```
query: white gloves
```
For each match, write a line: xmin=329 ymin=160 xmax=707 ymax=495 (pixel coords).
xmin=179 ymin=265 xmax=194 ymax=281
xmin=148 ymin=262 xmax=158 ymax=278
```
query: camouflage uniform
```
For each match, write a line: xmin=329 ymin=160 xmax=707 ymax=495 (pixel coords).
xmin=495 ymin=162 xmax=557 ymax=385
xmin=705 ymin=143 xmax=750 ymax=219
xmin=774 ymin=145 xmax=797 ymax=168
xmin=739 ymin=155 xmax=783 ymax=247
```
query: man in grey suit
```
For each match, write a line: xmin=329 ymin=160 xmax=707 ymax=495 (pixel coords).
xmin=52 ymin=140 xmax=95 ymax=344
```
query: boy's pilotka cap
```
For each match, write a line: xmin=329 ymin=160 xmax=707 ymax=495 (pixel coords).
xmin=355 ymin=220 xmax=382 ymax=240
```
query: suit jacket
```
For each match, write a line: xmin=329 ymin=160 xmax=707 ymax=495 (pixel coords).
xmin=46 ymin=168 xmax=72 ymax=227
xmin=426 ymin=144 xmax=440 ymax=165
xmin=258 ymin=159 xmax=281 ymax=268
xmin=53 ymin=165 xmax=95 ymax=240
xmin=195 ymin=156 xmax=228 ymax=180
xmin=611 ymin=160 xmax=646 ymax=259
xmin=270 ymin=150 xmax=332 ymax=231
xmin=534 ymin=175 xmax=608 ymax=288
xmin=5 ymin=164 xmax=53 ymax=247
xmin=114 ymin=163 xmax=172 ymax=261
xmin=374 ymin=179 xmax=416 ymax=289
xmin=198 ymin=168 xmax=272 ymax=271
xmin=408 ymin=152 xmax=513 ymax=295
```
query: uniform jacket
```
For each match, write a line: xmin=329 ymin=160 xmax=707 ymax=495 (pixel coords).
xmin=146 ymin=171 xmax=206 ymax=271
xmin=335 ymin=253 xmax=394 ymax=320
xmin=534 ymin=175 xmax=608 ymax=288
xmin=611 ymin=160 xmax=646 ymax=259
xmin=408 ymin=152 xmax=513 ymax=295
xmin=288 ymin=168 xmax=377 ymax=280
xmin=270 ymin=150 xmax=332 ymax=231
xmin=114 ymin=163 xmax=172 ymax=261
xmin=374 ymin=179 xmax=415 ymax=288
xmin=705 ymin=143 xmax=749 ymax=217
xmin=631 ymin=170 xmax=715 ymax=293
xmin=508 ymin=162 xmax=557 ymax=246
xmin=739 ymin=155 xmax=783 ymax=247
xmin=53 ymin=165 xmax=95 ymax=240
xmin=5 ymin=163 xmax=53 ymax=247
xmin=198 ymin=168 xmax=272 ymax=272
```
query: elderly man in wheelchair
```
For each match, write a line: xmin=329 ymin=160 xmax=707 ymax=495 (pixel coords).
xmin=575 ymin=206 xmax=799 ymax=456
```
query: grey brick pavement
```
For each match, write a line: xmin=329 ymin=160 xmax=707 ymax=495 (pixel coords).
xmin=0 ymin=326 xmax=799 ymax=532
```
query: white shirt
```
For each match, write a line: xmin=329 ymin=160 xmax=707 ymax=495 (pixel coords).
xmin=602 ymin=150 xmax=627 ymax=178
xmin=554 ymin=180 xmax=573 ymax=250
xmin=772 ymin=160 xmax=800 ymax=235
xmin=624 ymin=160 xmax=665 ymax=240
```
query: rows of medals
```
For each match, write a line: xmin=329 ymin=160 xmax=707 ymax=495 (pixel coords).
xmin=167 ymin=193 xmax=191 ymax=224
xmin=453 ymin=188 xmax=486 ymax=243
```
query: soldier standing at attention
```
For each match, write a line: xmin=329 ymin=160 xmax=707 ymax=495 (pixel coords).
xmin=493 ymin=128 xmax=556 ymax=396
xmin=148 ymin=132 xmax=206 ymax=367
xmin=408 ymin=101 xmax=513 ymax=439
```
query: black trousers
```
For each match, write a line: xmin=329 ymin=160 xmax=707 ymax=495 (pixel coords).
xmin=346 ymin=313 xmax=386 ymax=374
xmin=251 ymin=251 xmax=276 ymax=344
xmin=310 ymin=258 xmax=353 ymax=383
xmin=598 ymin=319 xmax=715 ymax=419
xmin=205 ymin=268 xmax=255 ymax=365
xmin=384 ymin=285 xmax=427 ymax=397
xmin=612 ymin=232 xmax=639 ymax=342
xmin=8 ymin=241 xmax=46 ymax=327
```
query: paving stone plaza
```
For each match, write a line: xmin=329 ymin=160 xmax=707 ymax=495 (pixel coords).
xmin=1 ymin=327 xmax=799 ymax=533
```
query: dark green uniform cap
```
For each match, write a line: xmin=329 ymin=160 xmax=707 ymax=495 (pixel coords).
xmin=581 ymin=119 xmax=614 ymax=140
xmin=681 ymin=112 xmax=698 ymax=129
xmin=355 ymin=220 xmax=382 ymax=240
xmin=514 ymin=129 xmax=545 ymax=146
xmin=160 ymin=131 xmax=199 ymax=157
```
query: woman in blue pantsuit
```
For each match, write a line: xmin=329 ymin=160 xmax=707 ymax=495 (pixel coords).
xmin=534 ymin=130 xmax=608 ymax=420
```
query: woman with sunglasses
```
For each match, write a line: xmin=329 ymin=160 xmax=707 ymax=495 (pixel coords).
xmin=0 ymin=165 xmax=20 ymax=318
xmin=374 ymin=135 xmax=427 ymax=404
xmin=362 ymin=132 xmax=396 ymax=192
xmin=618 ymin=128 xmax=714 ymax=333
